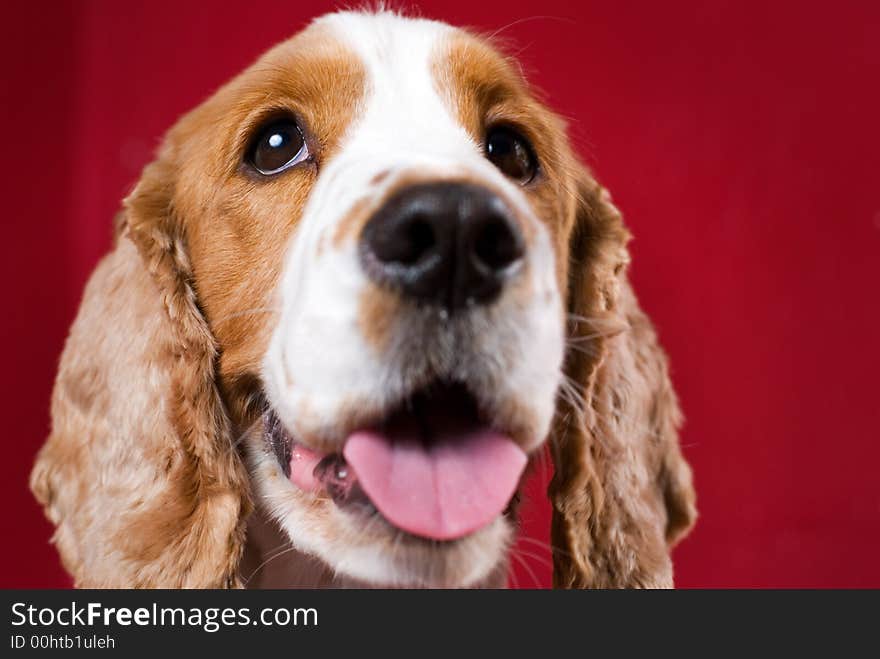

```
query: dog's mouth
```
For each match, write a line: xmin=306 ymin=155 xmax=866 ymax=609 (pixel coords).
xmin=264 ymin=381 xmax=527 ymax=542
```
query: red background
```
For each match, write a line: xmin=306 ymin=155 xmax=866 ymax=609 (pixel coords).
xmin=3 ymin=1 xmax=879 ymax=588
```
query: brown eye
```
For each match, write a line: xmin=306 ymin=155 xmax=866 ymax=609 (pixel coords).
xmin=247 ymin=118 xmax=309 ymax=175
xmin=485 ymin=126 xmax=537 ymax=184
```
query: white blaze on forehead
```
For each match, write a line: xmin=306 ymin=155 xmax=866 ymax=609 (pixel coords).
xmin=317 ymin=11 xmax=477 ymax=169
xmin=311 ymin=12 xmax=535 ymax=208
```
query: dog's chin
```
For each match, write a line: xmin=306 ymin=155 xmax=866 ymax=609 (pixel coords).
xmin=246 ymin=438 xmax=515 ymax=588
xmin=246 ymin=380 xmax=530 ymax=588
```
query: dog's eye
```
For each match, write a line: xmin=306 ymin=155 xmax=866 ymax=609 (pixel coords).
xmin=247 ymin=118 xmax=309 ymax=175
xmin=485 ymin=126 xmax=537 ymax=184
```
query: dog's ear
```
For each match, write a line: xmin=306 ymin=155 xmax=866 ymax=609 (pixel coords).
xmin=548 ymin=168 xmax=696 ymax=588
xmin=30 ymin=144 xmax=251 ymax=587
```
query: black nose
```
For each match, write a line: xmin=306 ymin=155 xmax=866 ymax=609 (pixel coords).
xmin=359 ymin=182 xmax=525 ymax=311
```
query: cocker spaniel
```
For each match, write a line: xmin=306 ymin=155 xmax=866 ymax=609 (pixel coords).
xmin=31 ymin=10 xmax=696 ymax=588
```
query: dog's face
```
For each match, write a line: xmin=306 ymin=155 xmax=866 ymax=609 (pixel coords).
xmin=138 ymin=12 xmax=582 ymax=587
xmin=31 ymin=10 xmax=696 ymax=589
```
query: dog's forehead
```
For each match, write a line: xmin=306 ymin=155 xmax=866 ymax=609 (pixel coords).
xmin=315 ymin=12 xmax=473 ymax=153
xmin=316 ymin=11 xmax=455 ymax=65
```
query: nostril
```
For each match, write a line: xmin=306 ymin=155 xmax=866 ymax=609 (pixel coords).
xmin=472 ymin=215 xmax=524 ymax=272
xmin=402 ymin=217 xmax=435 ymax=265
xmin=372 ymin=214 xmax=436 ymax=265
xmin=360 ymin=182 xmax=524 ymax=310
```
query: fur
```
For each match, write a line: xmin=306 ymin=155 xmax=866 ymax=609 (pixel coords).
xmin=31 ymin=10 xmax=695 ymax=588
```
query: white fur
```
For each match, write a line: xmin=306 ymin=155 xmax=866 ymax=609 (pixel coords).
xmin=259 ymin=11 xmax=565 ymax=587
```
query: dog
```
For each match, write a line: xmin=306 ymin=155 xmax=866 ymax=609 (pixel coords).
xmin=31 ymin=10 xmax=696 ymax=588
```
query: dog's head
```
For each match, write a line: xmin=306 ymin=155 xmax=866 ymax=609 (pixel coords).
xmin=32 ymin=11 xmax=695 ymax=588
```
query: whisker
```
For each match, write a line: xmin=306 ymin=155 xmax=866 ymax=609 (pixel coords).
xmin=567 ymin=332 xmax=614 ymax=343
xmin=566 ymin=314 xmax=629 ymax=337
xmin=534 ymin=443 xmax=551 ymax=493
xmin=558 ymin=373 xmax=588 ymax=411
xmin=565 ymin=342 xmax=601 ymax=358
xmin=517 ymin=534 xmax=575 ymax=561
xmin=508 ymin=563 xmax=520 ymax=590
xmin=556 ymin=395 xmax=587 ymax=435
xmin=485 ymin=15 xmax=576 ymax=41
xmin=509 ymin=549 xmax=542 ymax=588
xmin=227 ymin=417 xmax=262 ymax=457
xmin=513 ymin=545 xmax=553 ymax=570
xmin=243 ymin=543 xmax=297 ymax=585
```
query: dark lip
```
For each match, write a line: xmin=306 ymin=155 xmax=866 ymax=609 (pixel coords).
xmin=263 ymin=409 xmax=292 ymax=478
xmin=263 ymin=407 xmax=372 ymax=509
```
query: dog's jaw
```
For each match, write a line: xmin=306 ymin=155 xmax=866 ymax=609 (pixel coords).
xmin=245 ymin=432 xmax=515 ymax=588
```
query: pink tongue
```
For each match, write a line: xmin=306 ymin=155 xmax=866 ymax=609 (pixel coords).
xmin=343 ymin=429 xmax=527 ymax=541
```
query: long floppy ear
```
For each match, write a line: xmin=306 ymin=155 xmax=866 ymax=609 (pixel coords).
xmin=549 ymin=170 xmax=697 ymax=588
xmin=30 ymin=148 xmax=251 ymax=587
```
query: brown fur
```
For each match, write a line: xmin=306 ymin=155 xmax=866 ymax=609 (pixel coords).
xmin=439 ymin=32 xmax=697 ymax=587
xmin=30 ymin=23 xmax=365 ymax=588
xmin=29 ymin=228 xmax=250 ymax=587
xmin=31 ymin=16 xmax=694 ymax=589
xmin=548 ymin=179 xmax=697 ymax=587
